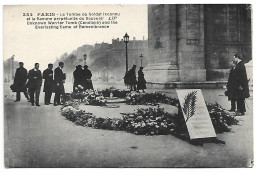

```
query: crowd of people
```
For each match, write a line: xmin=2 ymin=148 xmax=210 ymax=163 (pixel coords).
xmin=226 ymin=54 xmax=250 ymax=116
xmin=11 ymin=60 xmax=147 ymax=106
xmin=11 ymin=62 xmax=94 ymax=107
xmin=11 ymin=62 xmax=67 ymax=106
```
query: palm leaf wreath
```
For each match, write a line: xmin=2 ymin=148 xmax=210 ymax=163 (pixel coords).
xmin=182 ymin=90 xmax=198 ymax=123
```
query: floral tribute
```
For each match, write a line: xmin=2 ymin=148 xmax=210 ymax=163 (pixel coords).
xmin=61 ymin=101 xmax=178 ymax=135
xmin=125 ymin=92 xmax=179 ymax=106
xmin=207 ymin=102 xmax=239 ymax=133
xmin=61 ymin=98 xmax=239 ymax=136
xmin=69 ymin=87 xmax=106 ymax=106
xmin=121 ymin=107 xmax=178 ymax=135
xmin=65 ymin=88 xmax=180 ymax=107
xmin=61 ymin=100 xmax=126 ymax=130
xmin=63 ymin=87 xmax=129 ymax=106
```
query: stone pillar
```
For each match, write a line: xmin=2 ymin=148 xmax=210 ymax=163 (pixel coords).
xmin=145 ymin=4 xmax=178 ymax=83
xmin=146 ymin=4 xmax=207 ymax=83
xmin=176 ymin=4 xmax=206 ymax=82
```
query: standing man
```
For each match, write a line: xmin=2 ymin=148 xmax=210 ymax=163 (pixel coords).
xmin=226 ymin=62 xmax=237 ymax=112
xmin=43 ymin=63 xmax=54 ymax=105
xmin=54 ymin=62 xmax=66 ymax=106
xmin=233 ymin=54 xmax=250 ymax=115
xmin=128 ymin=65 xmax=137 ymax=91
xmin=13 ymin=62 xmax=29 ymax=102
xmin=28 ymin=63 xmax=42 ymax=106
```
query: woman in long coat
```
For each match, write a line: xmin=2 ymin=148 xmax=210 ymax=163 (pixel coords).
xmin=137 ymin=67 xmax=146 ymax=92
xmin=83 ymin=65 xmax=94 ymax=90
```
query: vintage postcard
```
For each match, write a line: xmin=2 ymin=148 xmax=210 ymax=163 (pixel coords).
xmin=3 ymin=4 xmax=253 ymax=168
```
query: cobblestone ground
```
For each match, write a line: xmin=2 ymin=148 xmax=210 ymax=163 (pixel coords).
xmin=4 ymin=82 xmax=253 ymax=167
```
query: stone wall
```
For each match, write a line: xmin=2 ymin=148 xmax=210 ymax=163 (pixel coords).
xmin=204 ymin=4 xmax=252 ymax=81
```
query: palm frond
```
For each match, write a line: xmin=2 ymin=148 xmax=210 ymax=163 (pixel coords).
xmin=182 ymin=90 xmax=197 ymax=123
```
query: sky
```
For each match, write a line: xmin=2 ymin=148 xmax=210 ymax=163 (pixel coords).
xmin=3 ymin=5 xmax=148 ymax=69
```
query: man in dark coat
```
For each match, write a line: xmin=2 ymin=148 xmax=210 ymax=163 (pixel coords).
xmin=43 ymin=63 xmax=54 ymax=105
xmin=233 ymin=54 xmax=250 ymax=115
xmin=53 ymin=62 xmax=66 ymax=106
xmin=128 ymin=65 xmax=137 ymax=91
xmin=13 ymin=62 xmax=29 ymax=102
xmin=226 ymin=62 xmax=237 ymax=111
xmin=73 ymin=65 xmax=84 ymax=92
xmin=83 ymin=65 xmax=93 ymax=90
xmin=27 ymin=63 xmax=42 ymax=106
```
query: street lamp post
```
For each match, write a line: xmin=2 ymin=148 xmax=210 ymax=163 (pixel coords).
xmin=140 ymin=54 xmax=143 ymax=67
xmin=123 ymin=33 xmax=129 ymax=73
xmin=83 ymin=54 xmax=87 ymax=65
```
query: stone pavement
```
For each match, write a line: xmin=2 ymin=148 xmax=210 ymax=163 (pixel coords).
xmin=4 ymin=82 xmax=253 ymax=167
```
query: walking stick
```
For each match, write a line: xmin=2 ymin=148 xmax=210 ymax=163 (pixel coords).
xmin=245 ymin=100 xmax=249 ymax=109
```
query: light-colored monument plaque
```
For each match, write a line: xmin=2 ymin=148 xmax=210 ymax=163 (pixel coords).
xmin=176 ymin=89 xmax=217 ymax=139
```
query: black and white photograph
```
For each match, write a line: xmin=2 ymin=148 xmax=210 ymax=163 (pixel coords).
xmin=2 ymin=2 xmax=256 ymax=169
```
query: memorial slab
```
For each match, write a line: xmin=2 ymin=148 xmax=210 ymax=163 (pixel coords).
xmin=176 ymin=89 xmax=217 ymax=139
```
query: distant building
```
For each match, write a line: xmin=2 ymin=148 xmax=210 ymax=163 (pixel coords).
xmin=89 ymin=38 xmax=148 ymax=81
xmin=146 ymin=4 xmax=251 ymax=87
